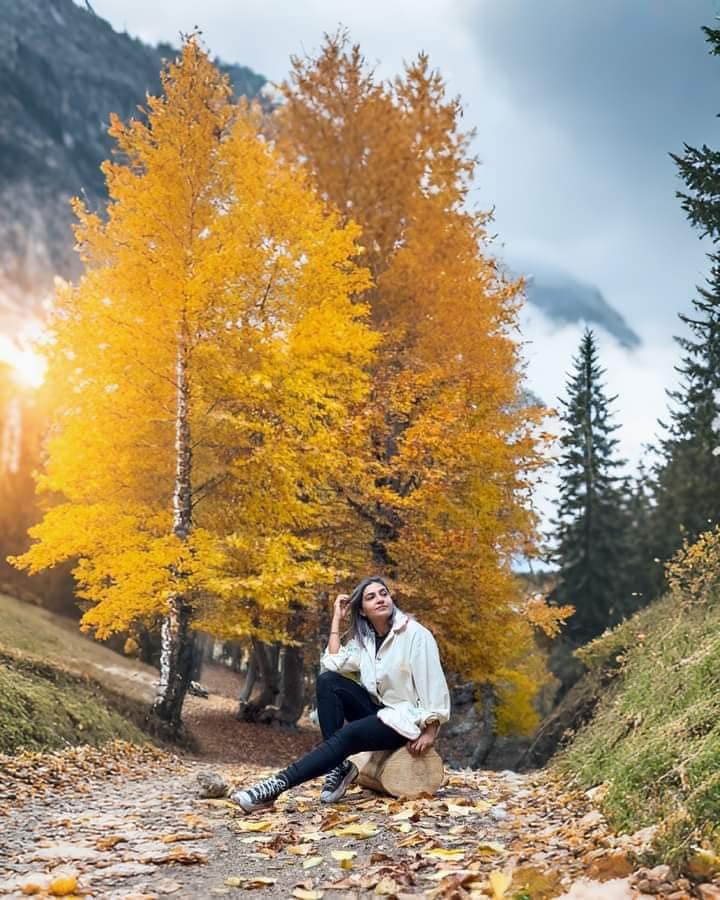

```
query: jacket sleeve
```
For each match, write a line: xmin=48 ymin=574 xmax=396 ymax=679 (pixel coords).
xmin=410 ymin=628 xmax=451 ymax=728
xmin=320 ymin=638 xmax=362 ymax=675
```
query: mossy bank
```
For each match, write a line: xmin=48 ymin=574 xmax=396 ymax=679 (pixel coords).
xmin=557 ymin=539 xmax=720 ymax=869
xmin=0 ymin=593 xmax=156 ymax=753
xmin=0 ymin=646 xmax=146 ymax=753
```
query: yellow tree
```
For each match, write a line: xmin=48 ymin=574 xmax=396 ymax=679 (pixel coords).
xmin=276 ymin=34 xmax=558 ymax=723
xmin=12 ymin=38 xmax=375 ymax=728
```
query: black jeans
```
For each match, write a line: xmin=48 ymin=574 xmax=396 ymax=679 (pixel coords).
xmin=280 ymin=670 xmax=407 ymax=788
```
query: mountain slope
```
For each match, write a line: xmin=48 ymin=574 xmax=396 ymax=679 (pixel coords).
xmin=0 ymin=0 xmax=265 ymax=327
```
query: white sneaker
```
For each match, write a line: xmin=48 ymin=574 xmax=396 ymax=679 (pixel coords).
xmin=320 ymin=761 xmax=358 ymax=803
xmin=230 ymin=773 xmax=289 ymax=813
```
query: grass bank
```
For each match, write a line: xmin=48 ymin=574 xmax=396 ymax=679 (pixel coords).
xmin=0 ymin=645 xmax=146 ymax=753
xmin=0 ymin=593 xmax=156 ymax=753
xmin=557 ymin=584 xmax=720 ymax=868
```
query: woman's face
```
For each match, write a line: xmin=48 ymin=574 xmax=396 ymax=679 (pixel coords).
xmin=361 ymin=581 xmax=392 ymax=619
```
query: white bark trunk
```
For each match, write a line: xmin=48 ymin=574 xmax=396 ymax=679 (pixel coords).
xmin=153 ymin=333 xmax=196 ymax=727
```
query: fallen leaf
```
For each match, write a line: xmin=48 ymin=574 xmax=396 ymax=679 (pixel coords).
xmin=489 ymin=870 xmax=512 ymax=899
xmin=332 ymin=822 xmax=378 ymax=838
xmin=302 ymin=856 xmax=323 ymax=869
xmin=288 ymin=844 xmax=316 ymax=856
xmin=292 ymin=890 xmax=324 ymax=900
xmin=476 ymin=841 xmax=506 ymax=855
xmin=233 ymin=819 xmax=274 ymax=833
xmin=225 ymin=876 xmax=277 ymax=889
xmin=95 ymin=835 xmax=126 ymax=850
xmin=48 ymin=875 xmax=78 ymax=897
xmin=156 ymin=881 xmax=182 ymax=895
xmin=374 ymin=878 xmax=400 ymax=895
xmin=330 ymin=850 xmax=357 ymax=861
xmin=426 ymin=848 xmax=465 ymax=860
xmin=397 ymin=833 xmax=425 ymax=848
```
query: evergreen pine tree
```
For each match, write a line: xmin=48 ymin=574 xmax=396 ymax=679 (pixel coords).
xmin=621 ymin=463 xmax=661 ymax=610
xmin=649 ymin=25 xmax=720 ymax=588
xmin=549 ymin=329 xmax=630 ymax=660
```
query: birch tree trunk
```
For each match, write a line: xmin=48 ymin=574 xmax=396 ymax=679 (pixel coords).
xmin=152 ymin=334 xmax=196 ymax=728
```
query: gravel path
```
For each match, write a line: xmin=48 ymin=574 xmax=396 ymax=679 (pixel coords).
xmin=0 ymin=737 xmax=704 ymax=899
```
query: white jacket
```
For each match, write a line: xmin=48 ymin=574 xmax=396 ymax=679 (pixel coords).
xmin=320 ymin=610 xmax=451 ymax=740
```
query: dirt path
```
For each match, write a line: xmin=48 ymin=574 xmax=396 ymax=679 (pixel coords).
xmin=0 ymin=732 xmax=702 ymax=900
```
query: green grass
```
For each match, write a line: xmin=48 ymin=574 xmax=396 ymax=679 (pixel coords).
xmin=0 ymin=647 xmax=144 ymax=753
xmin=557 ymin=589 xmax=720 ymax=865
xmin=0 ymin=593 xmax=155 ymax=754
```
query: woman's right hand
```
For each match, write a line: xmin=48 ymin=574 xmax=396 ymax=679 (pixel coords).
xmin=333 ymin=593 xmax=351 ymax=621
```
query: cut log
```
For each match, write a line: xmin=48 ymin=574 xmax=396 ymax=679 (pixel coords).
xmin=349 ymin=746 xmax=445 ymax=799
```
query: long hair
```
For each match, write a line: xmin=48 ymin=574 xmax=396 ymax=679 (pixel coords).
xmin=347 ymin=575 xmax=399 ymax=645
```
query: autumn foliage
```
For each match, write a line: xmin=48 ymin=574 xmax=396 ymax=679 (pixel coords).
xmin=276 ymin=33 xmax=555 ymax=716
xmin=13 ymin=35 xmax=556 ymax=727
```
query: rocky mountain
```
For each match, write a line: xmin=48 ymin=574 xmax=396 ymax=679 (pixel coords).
xmin=0 ymin=0 xmax=265 ymax=331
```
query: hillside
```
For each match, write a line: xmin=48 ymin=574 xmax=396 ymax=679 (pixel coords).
xmin=0 ymin=592 xmax=156 ymax=751
xmin=556 ymin=559 xmax=720 ymax=872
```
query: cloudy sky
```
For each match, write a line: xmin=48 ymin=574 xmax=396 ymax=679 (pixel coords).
xmin=92 ymin=0 xmax=720 ymax=517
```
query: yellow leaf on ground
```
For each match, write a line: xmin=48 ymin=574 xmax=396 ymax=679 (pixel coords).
xmin=302 ymin=856 xmax=323 ymax=869
xmin=489 ymin=870 xmax=512 ymax=899
xmin=95 ymin=834 xmax=126 ymax=850
xmin=330 ymin=850 xmax=357 ymax=861
xmin=287 ymin=844 xmax=315 ymax=856
xmin=48 ymin=875 xmax=78 ymax=897
xmin=426 ymin=848 xmax=465 ymax=860
xmin=226 ymin=876 xmax=277 ymax=888
xmin=292 ymin=890 xmax=324 ymax=900
xmin=476 ymin=841 xmax=506 ymax=855
xmin=397 ymin=834 xmax=426 ymax=848
xmin=234 ymin=819 xmax=274 ymax=833
xmin=332 ymin=822 xmax=378 ymax=838
xmin=374 ymin=878 xmax=399 ymax=895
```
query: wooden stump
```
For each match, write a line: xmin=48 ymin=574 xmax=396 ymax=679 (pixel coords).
xmin=349 ymin=746 xmax=445 ymax=799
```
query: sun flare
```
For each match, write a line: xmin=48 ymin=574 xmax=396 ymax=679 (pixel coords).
xmin=0 ymin=335 xmax=47 ymax=389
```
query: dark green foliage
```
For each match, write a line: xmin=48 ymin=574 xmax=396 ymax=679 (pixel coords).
xmin=549 ymin=329 xmax=630 ymax=656
xmin=648 ymin=25 xmax=720 ymax=592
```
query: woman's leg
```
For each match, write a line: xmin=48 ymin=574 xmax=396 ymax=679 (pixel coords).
xmin=315 ymin=671 xmax=382 ymax=738
xmin=281 ymin=714 xmax=407 ymax=788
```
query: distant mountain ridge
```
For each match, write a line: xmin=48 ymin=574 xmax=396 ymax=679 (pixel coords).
xmin=0 ymin=0 xmax=265 ymax=329
xmin=521 ymin=266 xmax=641 ymax=349
xmin=0 ymin=0 xmax=640 ymax=352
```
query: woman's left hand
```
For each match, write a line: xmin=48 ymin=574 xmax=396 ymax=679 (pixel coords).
xmin=407 ymin=726 xmax=437 ymax=755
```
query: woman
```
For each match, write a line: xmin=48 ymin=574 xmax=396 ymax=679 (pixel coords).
xmin=231 ymin=576 xmax=451 ymax=813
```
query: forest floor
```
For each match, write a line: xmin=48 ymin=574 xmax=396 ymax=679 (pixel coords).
xmin=1 ymin=662 xmax=716 ymax=900
xmin=1 ymin=596 xmax=718 ymax=899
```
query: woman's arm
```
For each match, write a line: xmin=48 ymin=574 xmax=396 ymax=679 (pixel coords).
xmin=327 ymin=593 xmax=349 ymax=655
xmin=407 ymin=627 xmax=451 ymax=754
xmin=321 ymin=593 xmax=361 ymax=675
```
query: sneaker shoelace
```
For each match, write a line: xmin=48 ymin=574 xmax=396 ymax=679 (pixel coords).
xmin=324 ymin=763 xmax=349 ymax=791
xmin=248 ymin=775 xmax=286 ymax=803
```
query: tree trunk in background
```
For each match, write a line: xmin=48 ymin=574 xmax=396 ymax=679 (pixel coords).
xmin=237 ymin=638 xmax=281 ymax=721
xmin=151 ymin=334 xmax=195 ymax=730
xmin=275 ymin=644 xmax=305 ymax=725
xmin=470 ymin=684 xmax=497 ymax=767
xmin=236 ymin=646 xmax=258 ymax=714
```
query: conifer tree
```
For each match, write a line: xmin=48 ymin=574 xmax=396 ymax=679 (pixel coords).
xmin=549 ymin=329 xmax=630 ymax=662
xmin=649 ymin=28 xmax=720 ymax=584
